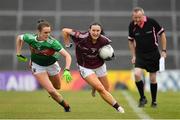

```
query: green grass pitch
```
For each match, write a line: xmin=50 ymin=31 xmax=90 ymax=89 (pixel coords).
xmin=0 ymin=90 xmax=180 ymax=119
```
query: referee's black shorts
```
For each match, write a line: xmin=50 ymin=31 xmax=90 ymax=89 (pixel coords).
xmin=135 ymin=50 xmax=161 ymax=73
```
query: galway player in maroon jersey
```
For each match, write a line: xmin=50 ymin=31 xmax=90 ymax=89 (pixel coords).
xmin=62 ymin=23 xmax=124 ymax=113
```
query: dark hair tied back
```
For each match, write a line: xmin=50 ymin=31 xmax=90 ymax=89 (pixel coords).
xmin=89 ymin=22 xmax=105 ymax=35
xmin=37 ymin=19 xmax=50 ymax=31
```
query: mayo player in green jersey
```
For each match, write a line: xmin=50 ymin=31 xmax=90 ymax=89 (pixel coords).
xmin=16 ymin=20 xmax=72 ymax=112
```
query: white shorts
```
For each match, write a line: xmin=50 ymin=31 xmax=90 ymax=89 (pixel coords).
xmin=31 ymin=61 xmax=61 ymax=76
xmin=78 ymin=63 xmax=107 ymax=78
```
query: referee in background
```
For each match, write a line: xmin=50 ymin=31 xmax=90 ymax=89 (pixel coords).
xmin=128 ymin=7 xmax=167 ymax=108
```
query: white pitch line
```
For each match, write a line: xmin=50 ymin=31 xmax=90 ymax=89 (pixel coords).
xmin=122 ymin=90 xmax=153 ymax=120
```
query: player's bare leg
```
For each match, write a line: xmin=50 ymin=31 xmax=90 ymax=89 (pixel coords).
xmin=34 ymin=72 xmax=70 ymax=112
xmin=91 ymin=76 xmax=110 ymax=97
xmin=85 ymin=73 xmax=124 ymax=113
xmin=49 ymin=73 xmax=61 ymax=90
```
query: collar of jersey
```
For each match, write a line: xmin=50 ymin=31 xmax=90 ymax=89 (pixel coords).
xmin=139 ymin=16 xmax=147 ymax=28
xmin=35 ymin=36 xmax=46 ymax=43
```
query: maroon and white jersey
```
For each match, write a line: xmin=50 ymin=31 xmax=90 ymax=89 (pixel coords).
xmin=70 ymin=30 xmax=111 ymax=69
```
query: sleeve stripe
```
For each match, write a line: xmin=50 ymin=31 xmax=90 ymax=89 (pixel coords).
xmin=20 ymin=34 xmax=24 ymax=40
xmin=157 ymin=28 xmax=165 ymax=35
xmin=101 ymin=35 xmax=112 ymax=43
xmin=128 ymin=36 xmax=134 ymax=41
xmin=70 ymin=31 xmax=76 ymax=36
xmin=79 ymin=32 xmax=89 ymax=38
xmin=59 ymin=48 xmax=64 ymax=52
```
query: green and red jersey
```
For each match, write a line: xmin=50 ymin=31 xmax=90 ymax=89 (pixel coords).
xmin=20 ymin=33 xmax=64 ymax=66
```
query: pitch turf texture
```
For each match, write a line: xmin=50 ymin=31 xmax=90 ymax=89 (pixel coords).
xmin=0 ymin=90 xmax=179 ymax=119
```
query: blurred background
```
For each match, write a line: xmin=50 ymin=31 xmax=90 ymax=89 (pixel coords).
xmin=0 ymin=0 xmax=180 ymax=91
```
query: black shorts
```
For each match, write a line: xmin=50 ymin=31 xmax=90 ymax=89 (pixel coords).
xmin=135 ymin=50 xmax=160 ymax=72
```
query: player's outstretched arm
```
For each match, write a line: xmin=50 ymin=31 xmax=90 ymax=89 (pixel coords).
xmin=61 ymin=28 xmax=73 ymax=48
xmin=59 ymin=49 xmax=72 ymax=83
xmin=16 ymin=35 xmax=28 ymax=62
xmin=16 ymin=35 xmax=24 ymax=55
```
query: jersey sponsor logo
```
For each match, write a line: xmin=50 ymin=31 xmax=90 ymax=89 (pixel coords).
xmin=146 ymin=31 xmax=152 ymax=34
xmin=79 ymin=32 xmax=89 ymax=38
xmin=30 ymin=46 xmax=55 ymax=56
xmin=86 ymin=54 xmax=98 ymax=58
xmin=135 ymin=33 xmax=140 ymax=36
xmin=91 ymin=48 xmax=97 ymax=53
xmin=81 ymin=46 xmax=88 ymax=50
xmin=35 ymin=44 xmax=41 ymax=50
xmin=47 ymin=39 xmax=54 ymax=44
xmin=40 ymin=49 xmax=55 ymax=56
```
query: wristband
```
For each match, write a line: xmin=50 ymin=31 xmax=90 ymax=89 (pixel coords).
xmin=16 ymin=54 xmax=28 ymax=62
xmin=65 ymin=43 xmax=73 ymax=48
xmin=64 ymin=69 xmax=70 ymax=71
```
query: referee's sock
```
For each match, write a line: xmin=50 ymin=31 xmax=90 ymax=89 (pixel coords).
xmin=150 ymin=83 xmax=157 ymax=102
xmin=135 ymin=80 xmax=145 ymax=99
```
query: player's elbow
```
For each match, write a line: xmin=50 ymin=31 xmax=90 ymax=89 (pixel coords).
xmin=62 ymin=28 xmax=73 ymax=34
xmin=61 ymin=49 xmax=72 ymax=63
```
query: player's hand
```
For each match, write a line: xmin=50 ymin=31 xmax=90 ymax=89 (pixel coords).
xmin=16 ymin=54 xmax=28 ymax=62
xmin=104 ymin=57 xmax=112 ymax=61
xmin=63 ymin=69 xmax=72 ymax=83
xmin=131 ymin=56 xmax=136 ymax=64
xmin=161 ymin=50 xmax=167 ymax=58
xmin=104 ymin=53 xmax=115 ymax=61
xmin=65 ymin=43 xmax=73 ymax=48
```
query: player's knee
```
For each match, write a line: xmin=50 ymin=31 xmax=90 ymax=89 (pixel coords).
xmin=96 ymin=85 xmax=106 ymax=94
xmin=47 ymin=88 xmax=57 ymax=96
xmin=104 ymin=85 xmax=110 ymax=92
xmin=134 ymin=72 xmax=142 ymax=80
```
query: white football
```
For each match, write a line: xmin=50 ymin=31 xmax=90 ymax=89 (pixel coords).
xmin=99 ymin=45 xmax=114 ymax=59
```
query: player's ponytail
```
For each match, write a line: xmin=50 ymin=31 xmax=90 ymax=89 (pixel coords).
xmin=37 ymin=19 xmax=45 ymax=24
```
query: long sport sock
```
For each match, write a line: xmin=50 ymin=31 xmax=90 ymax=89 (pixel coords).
xmin=150 ymin=83 xmax=157 ymax=102
xmin=135 ymin=80 xmax=145 ymax=99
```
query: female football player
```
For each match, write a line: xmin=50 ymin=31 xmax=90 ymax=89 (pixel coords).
xmin=16 ymin=19 xmax=72 ymax=112
xmin=61 ymin=22 xmax=125 ymax=113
